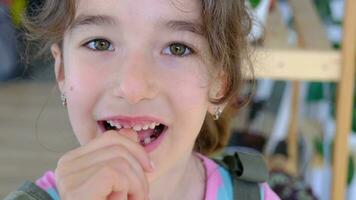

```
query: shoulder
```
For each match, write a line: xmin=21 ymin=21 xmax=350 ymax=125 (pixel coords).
xmin=198 ymin=151 xmax=280 ymax=200
xmin=198 ymin=154 xmax=234 ymax=200
xmin=35 ymin=171 xmax=60 ymax=200
xmin=4 ymin=171 xmax=60 ymax=200
xmin=260 ymin=183 xmax=280 ymax=200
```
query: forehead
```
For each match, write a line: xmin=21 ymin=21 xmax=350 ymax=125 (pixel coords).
xmin=74 ymin=0 xmax=203 ymax=24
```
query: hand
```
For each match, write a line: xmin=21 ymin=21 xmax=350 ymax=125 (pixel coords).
xmin=55 ymin=129 xmax=154 ymax=200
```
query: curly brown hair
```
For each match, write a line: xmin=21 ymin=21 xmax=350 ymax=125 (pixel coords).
xmin=23 ymin=0 xmax=253 ymax=156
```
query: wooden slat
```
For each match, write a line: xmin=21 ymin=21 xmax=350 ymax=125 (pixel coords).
xmin=332 ymin=0 xmax=356 ymax=199
xmin=286 ymin=82 xmax=299 ymax=176
xmin=289 ymin=0 xmax=331 ymax=50
xmin=264 ymin=3 xmax=290 ymax=49
xmin=249 ymin=49 xmax=341 ymax=81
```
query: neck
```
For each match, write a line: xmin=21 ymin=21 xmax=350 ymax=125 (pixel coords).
xmin=149 ymin=153 xmax=206 ymax=200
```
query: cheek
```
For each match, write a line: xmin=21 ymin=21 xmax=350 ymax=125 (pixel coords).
xmin=164 ymin=71 xmax=209 ymax=151
xmin=162 ymin=63 xmax=210 ymax=121
xmin=164 ymin=63 xmax=210 ymax=106
xmin=63 ymin=55 xmax=110 ymax=143
xmin=65 ymin=61 xmax=103 ymax=105
xmin=63 ymin=50 xmax=115 ymax=100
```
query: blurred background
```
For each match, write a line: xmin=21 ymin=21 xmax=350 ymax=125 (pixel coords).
xmin=1 ymin=0 xmax=355 ymax=199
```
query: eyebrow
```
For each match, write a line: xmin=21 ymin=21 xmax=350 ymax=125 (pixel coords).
xmin=165 ymin=20 xmax=204 ymax=36
xmin=69 ymin=14 xmax=116 ymax=30
xmin=69 ymin=14 xmax=204 ymax=36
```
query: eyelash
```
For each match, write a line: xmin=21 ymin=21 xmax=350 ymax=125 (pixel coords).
xmin=83 ymin=39 xmax=196 ymax=57
xmin=84 ymin=38 xmax=115 ymax=51
xmin=163 ymin=42 xmax=195 ymax=57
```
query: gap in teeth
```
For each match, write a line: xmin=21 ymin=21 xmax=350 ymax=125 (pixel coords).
xmin=106 ymin=121 xmax=160 ymax=131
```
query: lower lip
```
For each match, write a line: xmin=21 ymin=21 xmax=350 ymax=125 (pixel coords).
xmin=143 ymin=129 xmax=167 ymax=153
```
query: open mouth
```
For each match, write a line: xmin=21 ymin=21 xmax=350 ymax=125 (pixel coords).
xmin=99 ymin=120 xmax=168 ymax=147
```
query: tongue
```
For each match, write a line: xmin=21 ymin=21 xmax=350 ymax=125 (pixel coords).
xmin=137 ymin=129 xmax=155 ymax=141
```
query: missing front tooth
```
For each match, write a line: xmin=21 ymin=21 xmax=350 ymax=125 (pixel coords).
xmin=104 ymin=121 xmax=117 ymax=131
xmin=154 ymin=124 xmax=165 ymax=134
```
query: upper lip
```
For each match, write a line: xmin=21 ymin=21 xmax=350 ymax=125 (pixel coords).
xmin=99 ymin=115 xmax=167 ymax=127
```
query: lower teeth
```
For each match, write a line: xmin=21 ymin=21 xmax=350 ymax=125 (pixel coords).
xmin=141 ymin=132 xmax=161 ymax=145
xmin=144 ymin=137 xmax=151 ymax=144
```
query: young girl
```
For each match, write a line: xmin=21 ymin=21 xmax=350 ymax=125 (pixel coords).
xmin=6 ymin=0 xmax=280 ymax=199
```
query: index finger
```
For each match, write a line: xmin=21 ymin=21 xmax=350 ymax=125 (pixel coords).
xmin=61 ymin=130 xmax=154 ymax=172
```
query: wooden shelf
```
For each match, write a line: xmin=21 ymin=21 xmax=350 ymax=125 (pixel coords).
xmin=253 ymin=48 xmax=341 ymax=81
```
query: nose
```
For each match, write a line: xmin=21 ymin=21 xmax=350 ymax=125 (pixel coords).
xmin=113 ymin=52 xmax=157 ymax=104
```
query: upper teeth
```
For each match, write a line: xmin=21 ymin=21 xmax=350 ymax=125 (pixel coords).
xmin=107 ymin=121 xmax=160 ymax=131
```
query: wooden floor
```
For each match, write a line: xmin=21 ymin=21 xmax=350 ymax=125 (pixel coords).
xmin=0 ymin=82 xmax=78 ymax=198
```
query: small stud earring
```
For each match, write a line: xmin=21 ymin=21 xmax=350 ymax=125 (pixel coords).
xmin=213 ymin=106 xmax=223 ymax=120
xmin=61 ymin=93 xmax=67 ymax=107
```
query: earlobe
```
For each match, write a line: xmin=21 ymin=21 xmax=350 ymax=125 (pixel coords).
xmin=51 ymin=43 xmax=65 ymax=92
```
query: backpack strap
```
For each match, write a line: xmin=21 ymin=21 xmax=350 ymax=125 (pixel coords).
xmin=4 ymin=181 xmax=53 ymax=200
xmin=214 ymin=150 xmax=269 ymax=200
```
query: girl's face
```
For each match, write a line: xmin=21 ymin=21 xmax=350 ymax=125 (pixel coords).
xmin=53 ymin=0 xmax=223 ymax=180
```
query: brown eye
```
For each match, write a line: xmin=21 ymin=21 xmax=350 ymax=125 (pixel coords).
xmin=168 ymin=43 xmax=192 ymax=56
xmin=86 ymin=39 xmax=114 ymax=51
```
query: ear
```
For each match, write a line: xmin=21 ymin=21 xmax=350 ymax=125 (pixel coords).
xmin=51 ymin=43 xmax=65 ymax=93
xmin=207 ymin=71 xmax=227 ymax=115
